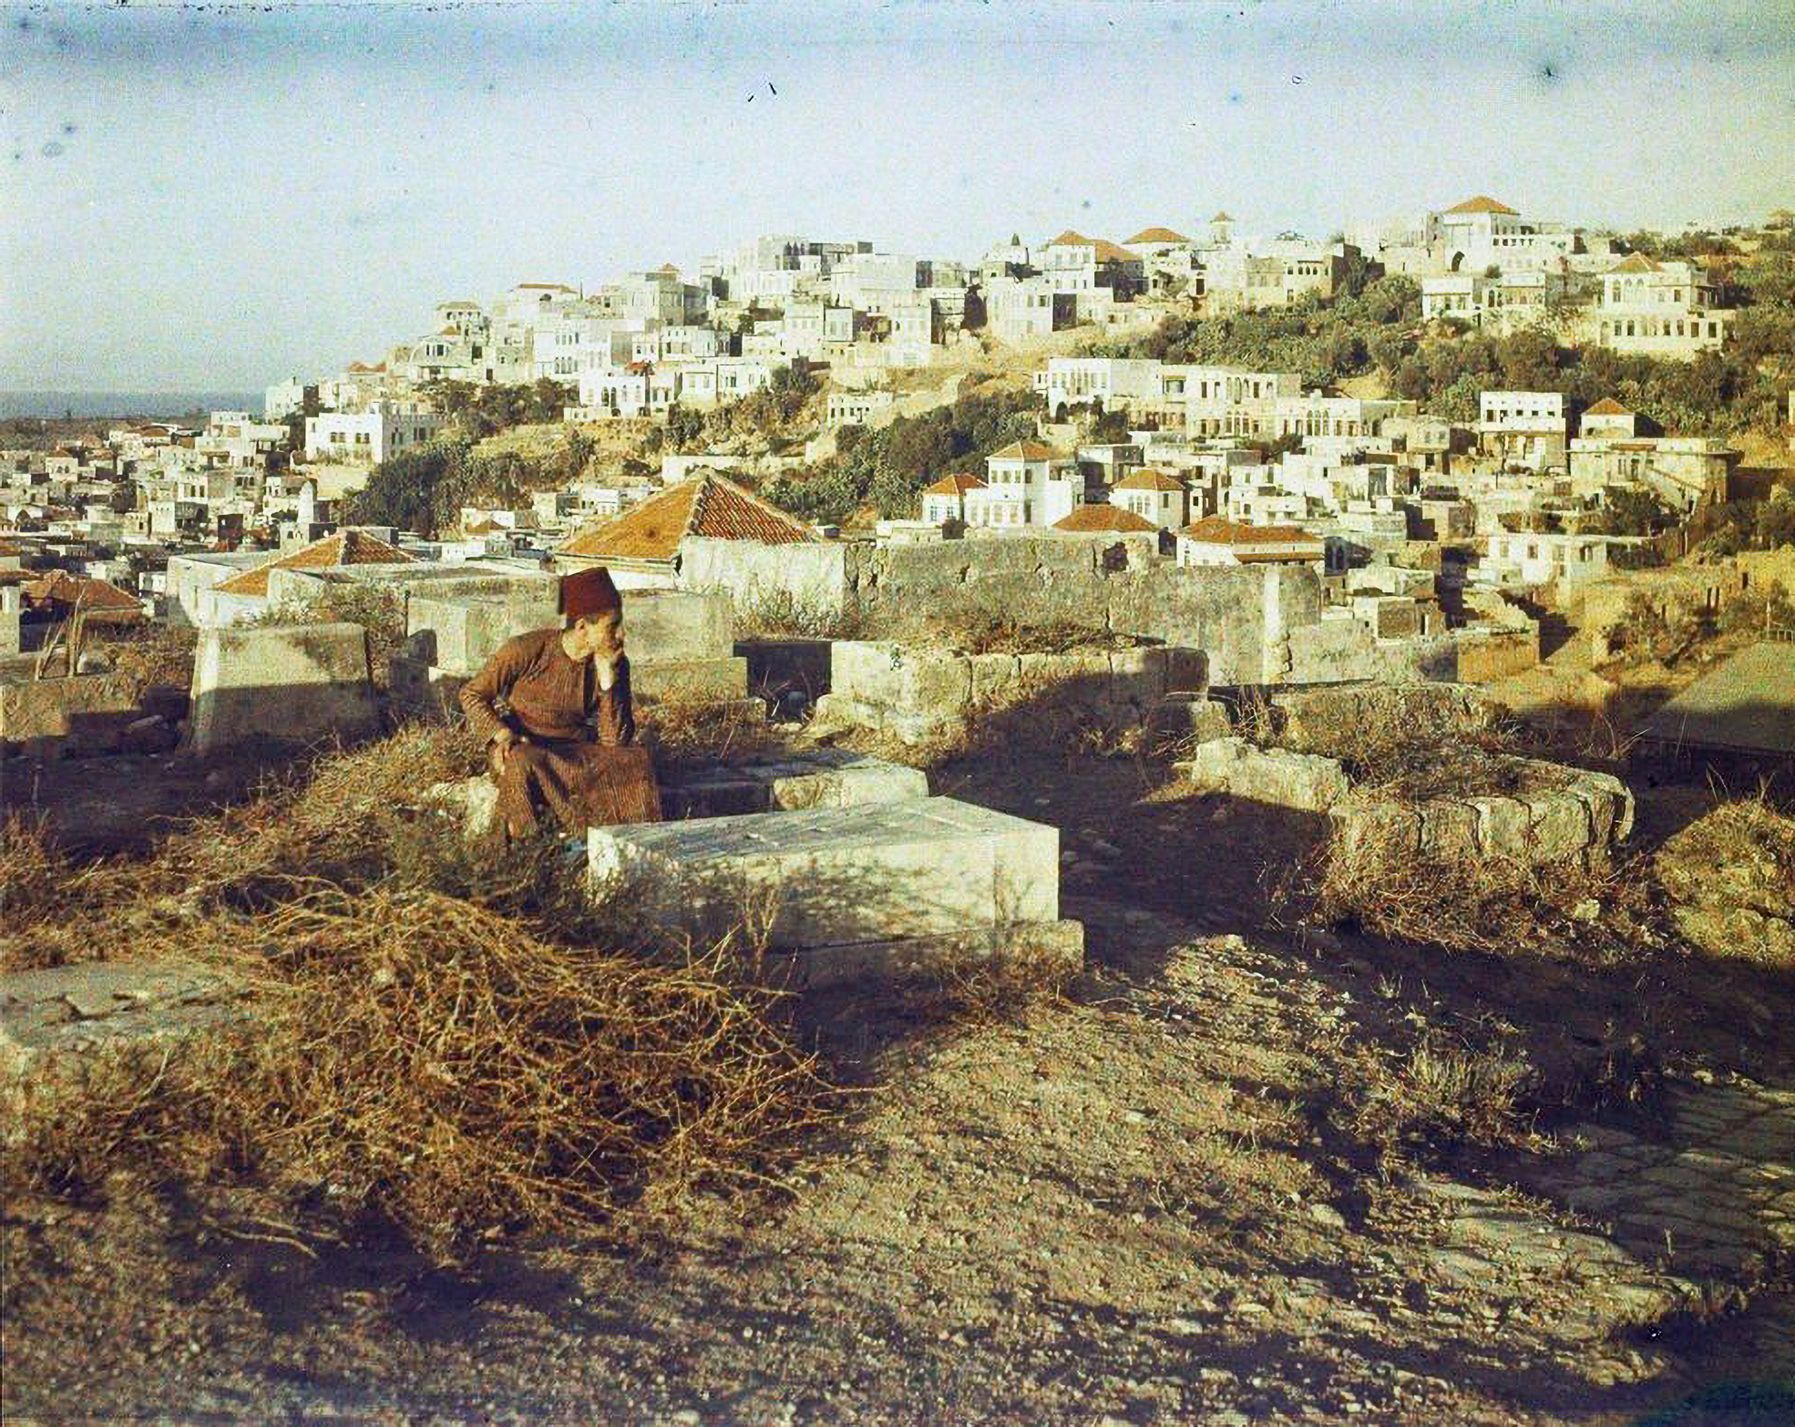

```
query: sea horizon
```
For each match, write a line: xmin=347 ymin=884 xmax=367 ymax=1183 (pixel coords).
xmin=0 ymin=390 xmax=266 ymax=421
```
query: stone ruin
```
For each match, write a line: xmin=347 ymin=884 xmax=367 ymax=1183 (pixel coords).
xmin=1175 ymin=682 xmax=1635 ymax=869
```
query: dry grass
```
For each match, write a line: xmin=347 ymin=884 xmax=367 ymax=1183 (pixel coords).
xmin=638 ymin=689 xmax=776 ymax=773
xmin=1300 ymin=812 xmax=1645 ymax=960
xmin=906 ymin=936 xmax=1080 ymax=1027
xmin=730 ymin=586 xmax=870 ymax=642
xmin=98 ymin=621 xmax=198 ymax=698
xmin=1 ymin=724 xmax=835 ymax=1262
xmin=0 ymin=724 xmax=489 ymax=972
xmin=1654 ymin=794 xmax=1795 ymax=968
xmin=3 ymin=890 xmax=830 ymax=1260
xmin=1348 ymin=1034 xmax=1542 ymax=1159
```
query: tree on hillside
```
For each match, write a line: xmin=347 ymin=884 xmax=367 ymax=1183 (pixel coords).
xmin=343 ymin=438 xmax=472 ymax=537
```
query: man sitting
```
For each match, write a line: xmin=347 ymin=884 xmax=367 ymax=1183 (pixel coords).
xmin=458 ymin=567 xmax=662 ymax=839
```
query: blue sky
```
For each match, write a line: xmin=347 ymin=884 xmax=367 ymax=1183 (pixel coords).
xmin=3 ymin=0 xmax=1791 ymax=390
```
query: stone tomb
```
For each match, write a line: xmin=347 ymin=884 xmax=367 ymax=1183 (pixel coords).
xmin=188 ymin=621 xmax=382 ymax=754
xmin=392 ymin=582 xmax=750 ymax=719
xmin=588 ymin=797 xmax=1082 ymax=988
xmin=427 ymin=748 xmax=930 ymax=838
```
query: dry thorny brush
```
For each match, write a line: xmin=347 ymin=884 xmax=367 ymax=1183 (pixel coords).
xmin=1291 ymin=811 xmax=1660 ymax=963
xmin=1 ymin=725 xmax=832 ymax=1262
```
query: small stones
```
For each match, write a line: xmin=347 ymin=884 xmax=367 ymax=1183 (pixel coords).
xmin=1307 ymin=1202 xmax=1348 ymax=1232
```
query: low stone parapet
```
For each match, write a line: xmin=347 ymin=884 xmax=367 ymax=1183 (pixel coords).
xmin=587 ymin=797 xmax=1080 ymax=988
xmin=1177 ymin=736 xmax=1352 ymax=812
xmin=1331 ymin=763 xmax=1635 ymax=868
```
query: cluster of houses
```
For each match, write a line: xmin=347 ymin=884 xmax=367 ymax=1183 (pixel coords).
xmin=902 ymin=360 xmax=1739 ymax=616
xmin=3 ymin=197 xmax=1777 ymax=675
xmin=263 ymin=196 xmax=1748 ymax=454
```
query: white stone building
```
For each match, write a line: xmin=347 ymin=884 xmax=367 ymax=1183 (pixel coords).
xmin=919 ymin=472 xmax=986 ymax=527
xmin=1109 ymin=468 xmax=1190 ymax=531
xmin=1593 ymin=254 xmax=1733 ymax=360
xmin=1481 ymin=532 xmax=1611 ymax=588
xmin=303 ymin=402 xmax=444 ymax=464
xmin=1178 ymin=517 xmax=1326 ymax=571
xmin=963 ymin=441 xmax=1081 ymax=529
xmin=1477 ymin=391 xmax=1568 ymax=471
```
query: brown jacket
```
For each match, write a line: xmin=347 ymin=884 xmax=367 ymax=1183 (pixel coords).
xmin=458 ymin=627 xmax=635 ymax=747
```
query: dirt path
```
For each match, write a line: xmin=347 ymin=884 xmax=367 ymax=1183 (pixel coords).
xmin=4 ymin=754 xmax=1792 ymax=1425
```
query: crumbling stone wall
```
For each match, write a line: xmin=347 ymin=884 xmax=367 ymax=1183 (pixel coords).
xmin=817 ymin=640 xmax=1207 ymax=745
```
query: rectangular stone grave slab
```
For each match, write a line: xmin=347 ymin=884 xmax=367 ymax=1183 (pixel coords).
xmin=588 ymin=798 xmax=1062 ymax=957
xmin=1 ymin=962 xmax=246 ymax=1079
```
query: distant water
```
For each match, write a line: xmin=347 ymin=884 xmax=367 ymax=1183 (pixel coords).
xmin=0 ymin=391 xmax=265 ymax=421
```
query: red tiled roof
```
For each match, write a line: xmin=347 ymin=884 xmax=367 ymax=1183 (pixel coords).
xmin=213 ymin=528 xmax=416 ymax=598
xmin=1584 ymin=397 xmax=1632 ymax=415
xmin=1126 ymin=226 xmax=1191 ymax=245
xmin=559 ymin=474 xmax=815 ymax=563
xmin=1043 ymin=230 xmax=1138 ymax=265
xmin=1112 ymin=467 xmax=1188 ymax=492
xmin=988 ymin=439 xmax=1063 ymax=462
xmin=22 ymin=570 xmax=142 ymax=615
xmin=1182 ymin=516 xmax=1321 ymax=547
xmin=921 ymin=472 xmax=987 ymax=497
xmin=1609 ymin=253 xmax=1662 ymax=274
xmin=1443 ymin=195 xmax=1519 ymax=216
xmin=1053 ymin=504 xmax=1157 ymax=533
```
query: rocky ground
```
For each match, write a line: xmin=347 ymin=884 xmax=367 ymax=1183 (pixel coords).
xmin=3 ymin=749 xmax=1793 ymax=1425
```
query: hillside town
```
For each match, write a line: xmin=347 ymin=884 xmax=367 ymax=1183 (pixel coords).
xmin=3 ymin=197 xmax=1792 ymax=703
xmin=6 ymin=188 xmax=1795 ymax=1426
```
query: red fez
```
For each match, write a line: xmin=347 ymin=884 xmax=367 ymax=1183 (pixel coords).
xmin=560 ymin=567 xmax=622 ymax=621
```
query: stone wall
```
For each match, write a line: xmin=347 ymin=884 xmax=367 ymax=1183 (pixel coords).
xmin=683 ymin=534 xmax=1306 ymax=686
xmin=386 ymin=578 xmax=748 ymax=719
xmin=816 ymin=639 xmax=1207 ymax=744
